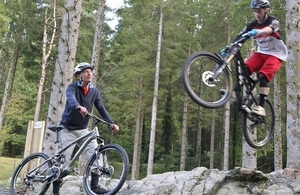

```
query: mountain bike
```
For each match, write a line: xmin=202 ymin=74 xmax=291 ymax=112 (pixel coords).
xmin=182 ymin=33 xmax=274 ymax=148
xmin=10 ymin=113 xmax=129 ymax=195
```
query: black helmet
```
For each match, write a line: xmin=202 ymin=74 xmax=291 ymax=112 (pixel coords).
xmin=73 ymin=62 xmax=94 ymax=76
xmin=250 ymin=0 xmax=270 ymax=9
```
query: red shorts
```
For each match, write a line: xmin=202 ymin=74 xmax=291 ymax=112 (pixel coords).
xmin=245 ymin=52 xmax=282 ymax=82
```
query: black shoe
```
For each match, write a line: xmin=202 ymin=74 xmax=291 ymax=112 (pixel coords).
xmin=52 ymin=179 xmax=62 ymax=195
xmin=91 ymin=185 xmax=108 ymax=194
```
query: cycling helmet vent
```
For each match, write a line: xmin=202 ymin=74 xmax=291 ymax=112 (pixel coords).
xmin=250 ymin=0 xmax=270 ymax=9
xmin=73 ymin=62 xmax=94 ymax=76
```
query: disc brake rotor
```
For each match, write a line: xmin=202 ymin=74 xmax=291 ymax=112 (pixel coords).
xmin=202 ymin=71 xmax=219 ymax=87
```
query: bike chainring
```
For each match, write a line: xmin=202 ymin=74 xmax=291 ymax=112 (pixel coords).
xmin=48 ymin=166 xmax=61 ymax=182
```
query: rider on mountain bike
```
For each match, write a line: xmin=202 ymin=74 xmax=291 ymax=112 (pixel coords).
xmin=234 ymin=0 xmax=287 ymax=116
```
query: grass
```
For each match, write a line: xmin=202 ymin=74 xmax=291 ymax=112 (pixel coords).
xmin=0 ymin=157 xmax=22 ymax=187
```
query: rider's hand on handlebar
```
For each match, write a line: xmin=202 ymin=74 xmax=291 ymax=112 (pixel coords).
xmin=111 ymin=124 xmax=120 ymax=133
xmin=76 ymin=105 xmax=88 ymax=116
xmin=220 ymin=46 xmax=230 ymax=58
xmin=243 ymin=29 xmax=258 ymax=38
xmin=220 ymin=48 xmax=226 ymax=57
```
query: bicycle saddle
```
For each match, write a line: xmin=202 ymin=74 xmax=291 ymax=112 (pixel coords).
xmin=48 ymin=126 xmax=65 ymax=132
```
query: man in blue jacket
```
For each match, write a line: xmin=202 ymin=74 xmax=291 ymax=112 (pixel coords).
xmin=52 ymin=62 xmax=120 ymax=195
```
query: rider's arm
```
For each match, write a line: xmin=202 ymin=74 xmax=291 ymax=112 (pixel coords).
xmin=257 ymin=19 xmax=280 ymax=35
xmin=256 ymin=26 xmax=273 ymax=35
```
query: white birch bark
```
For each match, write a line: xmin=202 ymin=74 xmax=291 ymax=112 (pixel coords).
xmin=147 ymin=4 xmax=163 ymax=176
xmin=196 ymin=107 xmax=202 ymax=167
xmin=34 ymin=0 xmax=57 ymax=122
xmin=223 ymin=101 xmax=230 ymax=170
xmin=91 ymin=0 xmax=105 ymax=73
xmin=273 ymin=76 xmax=282 ymax=170
xmin=209 ymin=109 xmax=215 ymax=169
xmin=43 ymin=0 xmax=83 ymax=156
xmin=180 ymin=92 xmax=189 ymax=171
xmin=131 ymin=81 xmax=144 ymax=180
xmin=0 ymin=46 xmax=19 ymax=127
xmin=286 ymin=0 xmax=300 ymax=169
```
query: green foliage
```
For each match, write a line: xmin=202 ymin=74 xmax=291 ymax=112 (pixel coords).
xmin=0 ymin=0 xmax=288 ymax=178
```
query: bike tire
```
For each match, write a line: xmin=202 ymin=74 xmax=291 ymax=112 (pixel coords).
xmin=242 ymin=98 xmax=275 ymax=148
xmin=83 ymin=144 xmax=129 ymax=195
xmin=10 ymin=152 xmax=51 ymax=195
xmin=182 ymin=51 xmax=232 ymax=108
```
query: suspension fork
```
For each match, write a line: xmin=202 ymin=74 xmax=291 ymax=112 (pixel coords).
xmin=211 ymin=58 xmax=231 ymax=81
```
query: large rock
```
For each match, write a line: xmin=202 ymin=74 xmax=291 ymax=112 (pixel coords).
xmin=44 ymin=167 xmax=300 ymax=194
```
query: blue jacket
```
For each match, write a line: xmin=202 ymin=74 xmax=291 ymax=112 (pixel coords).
xmin=60 ymin=81 xmax=114 ymax=130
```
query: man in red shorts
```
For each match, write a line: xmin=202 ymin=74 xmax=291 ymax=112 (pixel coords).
xmin=233 ymin=0 xmax=287 ymax=116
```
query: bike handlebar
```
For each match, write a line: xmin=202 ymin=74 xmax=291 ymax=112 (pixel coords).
xmin=221 ymin=33 xmax=252 ymax=57
xmin=87 ymin=113 xmax=113 ymax=129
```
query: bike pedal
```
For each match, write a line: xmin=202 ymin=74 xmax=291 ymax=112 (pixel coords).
xmin=241 ymin=105 xmax=251 ymax=113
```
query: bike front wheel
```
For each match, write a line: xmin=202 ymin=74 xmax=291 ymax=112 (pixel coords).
xmin=83 ymin=144 xmax=129 ymax=195
xmin=242 ymin=98 xmax=275 ymax=148
xmin=10 ymin=152 xmax=52 ymax=195
xmin=182 ymin=51 xmax=232 ymax=108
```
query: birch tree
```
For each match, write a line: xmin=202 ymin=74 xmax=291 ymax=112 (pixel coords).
xmin=180 ymin=92 xmax=189 ymax=171
xmin=43 ymin=0 xmax=83 ymax=156
xmin=274 ymin=75 xmax=282 ymax=170
xmin=131 ymin=81 xmax=144 ymax=179
xmin=147 ymin=2 xmax=163 ymax=176
xmin=34 ymin=0 xmax=57 ymax=122
xmin=286 ymin=0 xmax=300 ymax=169
xmin=209 ymin=109 xmax=216 ymax=169
xmin=0 ymin=45 xmax=20 ymax=127
xmin=91 ymin=0 xmax=105 ymax=72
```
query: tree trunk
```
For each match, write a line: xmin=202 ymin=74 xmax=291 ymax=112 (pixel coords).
xmin=223 ymin=101 xmax=230 ymax=170
xmin=147 ymin=3 xmax=163 ymax=176
xmin=286 ymin=0 xmax=300 ymax=169
xmin=91 ymin=0 xmax=105 ymax=73
xmin=0 ymin=45 xmax=19 ymax=127
xmin=209 ymin=109 xmax=216 ymax=169
xmin=131 ymin=81 xmax=144 ymax=180
xmin=43 ymin=0 xmax=83 ymax=156
xmin=180 ymin=92 xmax=188 ymax=171
xmin=273 ymin=75 xmax=282 ymax=170
xmin=196 ymin=107 xmax=203 ymax=167
xmin=0 ymin=49 xmax=8 ymax=89
xmin=34 ymin=0 xmax=57 ymax=122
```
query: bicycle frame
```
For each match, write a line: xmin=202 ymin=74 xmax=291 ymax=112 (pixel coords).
xmin=25 ymin=127 xmax=100 ymax=183
xmin=56 ymin=127 xmax=99 ymax=172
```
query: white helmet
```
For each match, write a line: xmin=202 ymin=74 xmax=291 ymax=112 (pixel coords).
xmin=73 ymin=62 xmax=94 ymax=76
xmin=250 ymin=0 xmax=270 ymax=9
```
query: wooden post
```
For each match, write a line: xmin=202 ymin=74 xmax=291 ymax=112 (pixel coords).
xmin=24 ymin=121 xmax=46 ymax=157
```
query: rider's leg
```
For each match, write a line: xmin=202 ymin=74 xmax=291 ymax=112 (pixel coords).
xmin=52 ymin=128 xmax=78 ymax=194
xmin=79 ymin=130 xmax=108 ymax=193
xmin=252 ymin=73 xmax=270 ymax=116
xmin=90 ymin=172 xmax=109 ymax=193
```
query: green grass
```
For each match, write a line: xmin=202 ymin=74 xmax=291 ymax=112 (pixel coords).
xmin=0 ymin=157 xmax=22 ymax=187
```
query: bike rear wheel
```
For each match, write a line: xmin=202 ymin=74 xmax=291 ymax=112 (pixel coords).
xmin=242 ymin=98 xmax=275 ymax=148
xmin=182 ymin=51 xmax=232 ymax=108
xmin=10 ymin=152 xmax=51 ymax=195
xmin=83 ymin=144 xmax=129 ymax=195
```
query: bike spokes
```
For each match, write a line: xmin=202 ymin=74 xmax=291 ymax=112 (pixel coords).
xmin=10 ymin=153 xmax=51 ymax=195
xmin=182 ymin=52 xmax=232 ymax=108
xmin=83 ymin=144 xmax=129 ymax=195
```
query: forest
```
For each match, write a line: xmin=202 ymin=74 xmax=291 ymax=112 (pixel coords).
xmin=0 ymin=0 xmax=299 ymax=180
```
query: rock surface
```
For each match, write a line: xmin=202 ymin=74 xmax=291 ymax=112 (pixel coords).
xmin=5 ymin=167 xmax=300 ymax=194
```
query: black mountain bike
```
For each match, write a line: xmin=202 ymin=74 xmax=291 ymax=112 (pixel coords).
xmin=182 ymin=33 xmax=274 ymax=148
xmin=10 ymin=113 xmax=129 ymax=195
